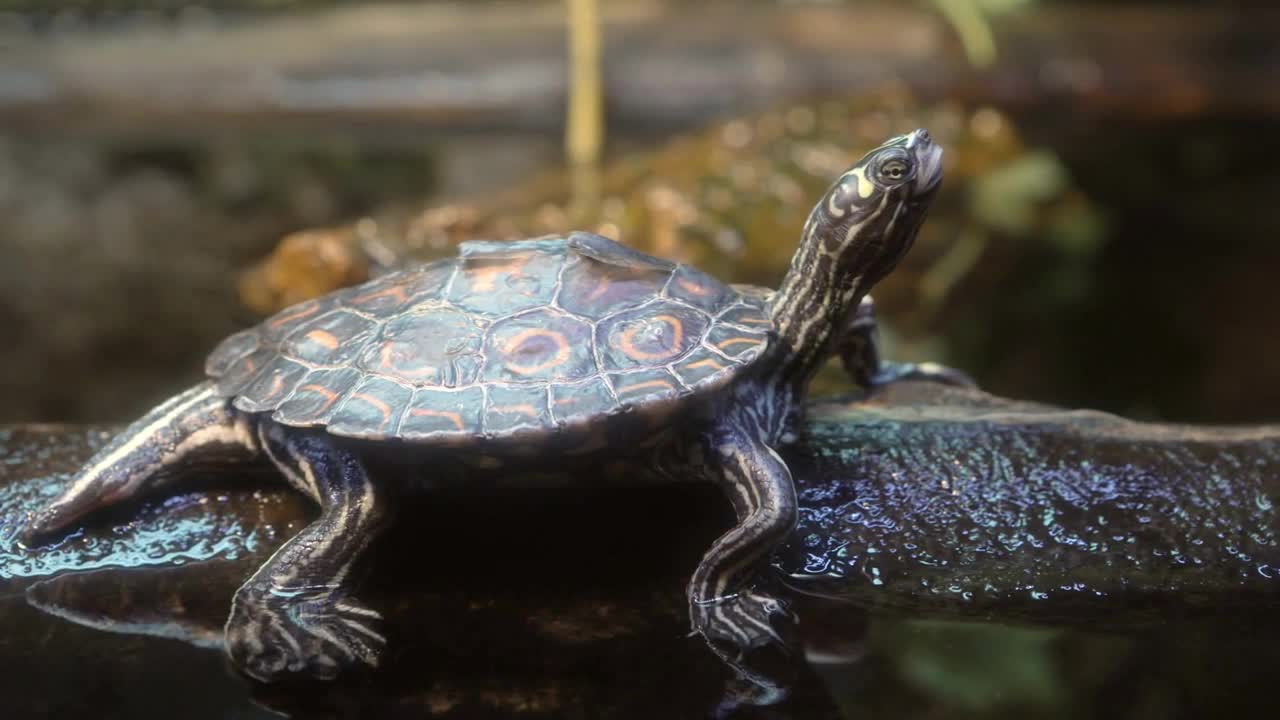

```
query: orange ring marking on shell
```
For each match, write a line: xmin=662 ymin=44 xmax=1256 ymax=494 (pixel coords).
xmin=350 ymin=283 xmax=409 ymax=306
xmin=263 ymin=374 xmax=286 ymax=400
xmin=501 ymin=328 xmax=571 ymax=376
xmin=734 ymin=316 xmax=772 ymax=326
xmin=305 ymin=330 xmax=341 ymax=350
xmin=349 ymin=392 xmax=393 ymax=429
xmin=586 ymin=266 xmax=644 ymax=302
xmin=491 ymin=403 xmax=538 ymax=418
xmin=268 ymin=303 xmax=321 ymax=329
xmin=676 ymin=277 xmax=713 ymax=296
xmin=685 ymin=358 xmax=726 ymax=372
xmin=586 ymin=275 xmax=612 ymax=301
xmin=615 ymin=378 xmax=675 ymax=396
xmin=469 ymin=255 xmax=531 ymax=293
xmin=298 ymin=383 xmax=341 ymax=411
xmin=408 ymin=407 xmax=465 ymax=431
xmin=379 ymin=342 xmax=441 ymax=379
xmin=618 ymin=314 xmax=685 ymax=361
xmin=716 ymin=336 xmax=764 ymax=350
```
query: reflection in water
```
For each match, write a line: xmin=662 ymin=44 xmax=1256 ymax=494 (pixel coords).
xmin=27 ymin=568 xmax=226 ymax=650
xmin=0 ymin=430 xmax=287 ymax=583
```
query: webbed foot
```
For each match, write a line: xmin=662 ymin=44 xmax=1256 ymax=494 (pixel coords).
xmin=226 ymin=428 xmax=390 ymax=683
xmin=226 ymin=587 xmax=385 ymax=682
xmin=839 ymin=295 xmax=979 ymax=392
xmin=691 ymin=588 xmax=799 ymax=704
xmin=871 ymin=360 xmax=977 ymax=389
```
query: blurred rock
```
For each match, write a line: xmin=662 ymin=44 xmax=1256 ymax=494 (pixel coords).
xmin=238 ymin=90 xmax=1102 ymax=401
xmin=0 ymin=134 xmax=438 ymax=423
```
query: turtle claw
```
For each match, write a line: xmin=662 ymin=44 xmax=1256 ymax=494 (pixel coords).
xmin=226 ymin=588 xmax=386 ymax=683
xmin=691 ymin=589 xmax=799 ymax=705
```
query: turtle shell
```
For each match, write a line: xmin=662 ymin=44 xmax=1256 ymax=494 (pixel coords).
xmin=206 ymin=232 xmax=772 ymax=444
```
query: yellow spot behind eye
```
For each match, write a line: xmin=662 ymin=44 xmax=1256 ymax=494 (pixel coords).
xmin=848 ymin=167 xmax=876 ymax=199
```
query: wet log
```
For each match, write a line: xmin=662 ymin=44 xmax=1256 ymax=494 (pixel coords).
xmin=782 ymin=383 xmax=1280 ymax=623
xmin=3 ymin=2 xmax=1279 ymax=136
xmin=0 ymin=381 xmax=1277 ymax=717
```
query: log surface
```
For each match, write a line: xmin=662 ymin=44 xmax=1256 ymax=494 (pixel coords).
xmin=0 ymin=381 xmax=1277 ymax=717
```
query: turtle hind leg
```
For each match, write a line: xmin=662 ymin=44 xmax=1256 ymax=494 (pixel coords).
xmin=21 ymin=382 xmax=258 ymax=544
xmin=226 ymin=426 xmax=390 ymax=682
xmin=689 ymin=413 xmax=800 ymax=706
xmin=839 ymin=295 xmax=977 ymax=390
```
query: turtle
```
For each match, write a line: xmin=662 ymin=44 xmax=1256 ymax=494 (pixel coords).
xmin=22 ymin=129 xmax=946 ymax=699
xmin=837 ymin=293 xmax=975 ymax=394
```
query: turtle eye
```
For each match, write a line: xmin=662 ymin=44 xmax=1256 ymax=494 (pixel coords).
xmin=878 ymin=159 xmax=910 ymax=183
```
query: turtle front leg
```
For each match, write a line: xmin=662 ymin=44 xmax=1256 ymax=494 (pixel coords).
xmin=689 ymin=414 xmax=800 ymax=704
xmin=226 ymin=426 xmax=390 ymax=682
xmin=839 ymin=295 xmax=977 ymax=390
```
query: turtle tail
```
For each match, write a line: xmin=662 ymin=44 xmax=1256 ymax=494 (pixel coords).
xmin=21 ymin=382 xmax=260 ymax=544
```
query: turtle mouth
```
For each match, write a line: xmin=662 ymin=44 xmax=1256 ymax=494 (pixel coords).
xmin=908 ymin=129 xmax=944 ymax=197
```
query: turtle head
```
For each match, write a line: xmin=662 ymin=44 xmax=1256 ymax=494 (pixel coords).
xmin=810 ymin=128 xmax=942 ymax=277
xmin=769 ymin=129 xmax=942 ymax=389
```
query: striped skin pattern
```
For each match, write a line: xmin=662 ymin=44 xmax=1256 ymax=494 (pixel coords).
xmin=684 ymin=400 xmax=799 ymax=704
xmin=767 ymin=130 xmax=942 ymax=394
xmin=24 ymin=131 xmax=946 ymax=704
xmin=226 ymin=423 xmax=389 ymax=681
xmin=206 ymin=233 xmax=770 ymax=445
xmin=20 ymin=383 xmax=261 ymax=541
xmin=837 ymin=295 xmax=976 ymax=392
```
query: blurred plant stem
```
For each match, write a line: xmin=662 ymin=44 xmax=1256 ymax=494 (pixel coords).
xmin=931 ymin=0 xmax=997 ymax=67
xmin=919 ymin=225 xmax=988 ymax=316
xmin=566 ymin=0 xmax=603 ymax=224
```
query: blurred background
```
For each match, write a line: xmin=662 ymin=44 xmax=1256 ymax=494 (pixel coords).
xmin=1 ymin=2 xmax=1278 ymax=717
xmin=3 ymin=0 xmax=1277 ymax=426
